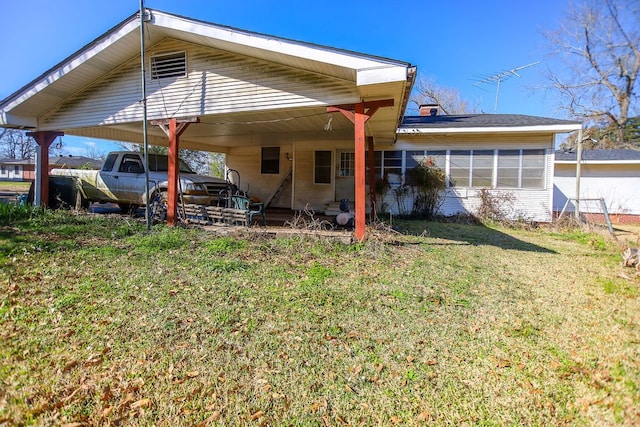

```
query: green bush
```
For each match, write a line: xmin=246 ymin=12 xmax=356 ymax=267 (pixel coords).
xmin=406 ymin=157 xmax=447 ymax=218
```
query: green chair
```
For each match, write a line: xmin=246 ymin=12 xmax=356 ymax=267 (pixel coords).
xmin=231 ymin=195 xmax=266 ymax=226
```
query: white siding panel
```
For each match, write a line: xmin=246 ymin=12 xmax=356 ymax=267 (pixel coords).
xmin=554 ymin=163 xmax=640 ymax=215
xmin=41 ymin=40 xmax=359 ymax=129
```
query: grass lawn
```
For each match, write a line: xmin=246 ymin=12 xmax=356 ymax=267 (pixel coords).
xmin=0 ymin=181 xmax=31 ymax=194
xmin=1 ymin=209 xmax=639 ymax=425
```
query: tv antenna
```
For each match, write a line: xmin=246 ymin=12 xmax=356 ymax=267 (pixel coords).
xmin=473 ymin=61 xmax=539 ymax=113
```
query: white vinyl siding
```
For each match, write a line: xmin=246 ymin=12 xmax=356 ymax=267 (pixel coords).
xmin=41 ymin=39 xmax=358 ymax=129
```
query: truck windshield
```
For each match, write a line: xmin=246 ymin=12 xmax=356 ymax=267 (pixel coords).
xmin=147 ymin=154 xmax=195 ymax=174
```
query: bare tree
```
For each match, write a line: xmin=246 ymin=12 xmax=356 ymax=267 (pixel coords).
xmin=0 ymin=129 xmax=37 ymax=159
xmin=544 ymin=0 xmax=640 ymax=145
xmin=114 ymin=140 xmax=214 ymax=175
xmin=410 ymin=75 xmax=480 ymax=115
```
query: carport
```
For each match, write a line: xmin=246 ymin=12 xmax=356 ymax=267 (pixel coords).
xmin=0 ymin=9 xmax=414 ymax=240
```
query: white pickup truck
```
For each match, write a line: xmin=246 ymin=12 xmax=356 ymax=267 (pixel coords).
xmin=50 ymin=151 xmax=228 ymax=211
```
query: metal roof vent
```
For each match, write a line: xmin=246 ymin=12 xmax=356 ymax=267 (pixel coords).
xmin=150 ymin=51 xmax=187 ymax=80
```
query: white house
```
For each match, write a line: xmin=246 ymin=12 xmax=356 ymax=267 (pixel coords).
xmin=0 ymin=8 xmax=583 ymax=232
xmin=393 ymin=108 xmax=581 ymax=222
xmin=554 ymin=149 xmax=640 ymax=223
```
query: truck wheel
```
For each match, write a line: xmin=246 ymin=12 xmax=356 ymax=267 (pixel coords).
xmin=74 ymin=187 xmax=90 ymax=210
xmin=118 ymin=203 xmax=139 ymax=214
xmin=149 ymin=191 xmax=167 ymax=221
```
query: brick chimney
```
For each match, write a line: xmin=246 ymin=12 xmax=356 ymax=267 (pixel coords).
xmin=419 ymin=104 xmax=440 ymax=116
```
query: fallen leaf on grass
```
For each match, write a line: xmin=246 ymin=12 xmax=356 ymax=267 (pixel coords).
xmin=417 ymin=410 xmax=432 ymax=421
xmin=131 ymin=398 xmax=151 ymax=409
xmin=101 ymin=406 xmax=113 ymax=417
xmin=250 ymin=410 xmax=264 ymax=420
xmin=197 ymin=411 xmax=220 ymax=426
xmin=187 ymin=371 xmax=200 ymax=378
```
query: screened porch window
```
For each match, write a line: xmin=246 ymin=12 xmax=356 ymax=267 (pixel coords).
xmin=449 ymin=150 xmax=470 ymax=187
xmin=471 ymin=150 xmax=494 ymax=187
xmin=497 ymin=149 xmax=546 ymax=188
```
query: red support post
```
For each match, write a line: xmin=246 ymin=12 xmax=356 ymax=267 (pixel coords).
xmin=354 ymin=103 xmax=367 ymax=241
xmin=26 ymin=131 xmax=63 ymax=208
xmin=167 ymin=118 xmax=179 ymax=225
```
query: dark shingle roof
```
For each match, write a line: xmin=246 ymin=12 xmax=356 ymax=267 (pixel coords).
xmin=400 ymin=114 xmax=581 ymax=129
xmin=555 ymin=148 xmax=640 ymax=162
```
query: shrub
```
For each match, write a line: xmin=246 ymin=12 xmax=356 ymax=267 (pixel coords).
xmin=407 ymin=157 xmax=447 ymax=219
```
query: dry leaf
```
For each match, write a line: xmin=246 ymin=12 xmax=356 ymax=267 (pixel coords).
xmin=417 ymin=410 xmax=432 ymax=421
xmin=424 ymin=360 xmax=438 ymax=366
xmin=199 ymin=411 xmax=220 ymax=426
xmin=391 ymin=415 xmax=402 ymax=424
xmin=376 ymin=363 xmax=384 ymax=373
xmin=61 ymin=423 xmax=84 ymax=427
xmin=250 ymin=410 xmax=264 ymax=420
xmin=187 ymin=371 xmax=200 ymax=378
xmin=101 ymin=406 xmax=113 ymax=417
xmin=131 ymin=398 xmax=151 ymax=409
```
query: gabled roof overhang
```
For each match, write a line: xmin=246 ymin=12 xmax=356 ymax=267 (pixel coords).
xmin=0 ymin=9 xmax=414 ymax=146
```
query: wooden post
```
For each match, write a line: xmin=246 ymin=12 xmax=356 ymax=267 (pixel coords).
xmin=167 ymin=118 xmax=179 ymax=225
xmin=26 ymin=131 xmax=63 ymax=208
xmin=354 ymin=103 xmax=367 ymax=241
xmin=153 ymin=117 xmax=198 ymax=225
xmin=327 ymin=100 xmax=394 ymax=241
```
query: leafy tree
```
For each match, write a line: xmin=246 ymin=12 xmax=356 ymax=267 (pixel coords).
xmin=544 ymin=0 xmax=639 ymax=145
xmin=410 ymin=75 xmax=479 ymax=114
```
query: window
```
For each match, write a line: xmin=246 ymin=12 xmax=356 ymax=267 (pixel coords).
xmin=314 ymin=151 xmax=332 ymax=184
xmin=14 ymin=165 xmax=20 ymax=174
xmin=339 ymin=152 xmax=355 ymax=177
xmin=471 ymin=150 xmax=494 ymax=187
xmin=150 ymin=51 xmax=187 ymax=80
xmin=449 ymin=150 xmax=470 ymax=187
xmin=497 ymin=150 xmax=520 ymax=187
xmin=426 ymin=150 xmax=446 ymax=170
xmin=1 ymin=165 xmax=6 ymax=175
xmin=102 ymin=153 xmax=118 ymax=172
xmin=497 ymin=149 xmax=546 ymax=189
xmin=118 ymin=154 xmax=144 ymax=174
xmin=522 ymin=149 xmax=546 ymax=189
xmin=261 ymin=147 xmax=280 ymax=174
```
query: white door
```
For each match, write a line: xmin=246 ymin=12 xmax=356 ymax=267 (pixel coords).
xmin=335 ymin=150 xmax=355 ymax=204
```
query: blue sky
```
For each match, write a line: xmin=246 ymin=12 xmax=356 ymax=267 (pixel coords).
xmin=0 ymin=0 xmax=569 ymax=157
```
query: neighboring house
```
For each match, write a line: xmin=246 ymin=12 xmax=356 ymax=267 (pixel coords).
xmin=390 ymin=106 xmax=581 ymax=222
xmin=0 ymin=8 xmax=583 ymax=226
xmin=0 ymin=156 xmax=100 ymax=182
xmin=554 ymin=149 xmax=640 ymax=223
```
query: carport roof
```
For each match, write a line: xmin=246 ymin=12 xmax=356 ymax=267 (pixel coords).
xmin=0 ymin=9 xmax=414 ymax=147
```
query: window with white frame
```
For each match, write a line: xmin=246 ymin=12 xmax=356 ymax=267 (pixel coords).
xmin=497 ymin=149 xmax=546 ymax=188
xmin=373 ymin=150 xmax=402 ymax=183
xmin=369 ymin=148 xmax=546 ymax=190
xmin=471 ymin=150 xmax=494 ymax=187
xmin=449 ymin=150 xmax=470 ymax=187
xmin=521 ymin=149 xmax=546 ymax=189
xmin=339 ymin=152 xmax=355 ymax=177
